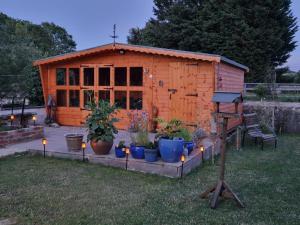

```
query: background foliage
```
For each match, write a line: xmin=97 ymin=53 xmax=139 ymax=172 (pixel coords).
xmin=0 ymin=12 xmax=76 ymax=105
xmin=128 ymin=0 xmax=298 ymax=82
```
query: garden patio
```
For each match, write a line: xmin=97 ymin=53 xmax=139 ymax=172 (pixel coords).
xmin=0 ymin=134 xmax=299 ymax=225
xmin=0 ymin=126 xmax=214 ymax=178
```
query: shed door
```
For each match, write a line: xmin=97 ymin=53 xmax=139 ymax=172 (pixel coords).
xmin=169 ymin=62 xmax=198 ymax=127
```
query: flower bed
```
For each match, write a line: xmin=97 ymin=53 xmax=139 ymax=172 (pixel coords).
xmin=0 ymin=126 xmax=44 ymax=147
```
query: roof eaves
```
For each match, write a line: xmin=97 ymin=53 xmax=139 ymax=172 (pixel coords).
xmin=221 ymin=56 xmax=249 ymax=72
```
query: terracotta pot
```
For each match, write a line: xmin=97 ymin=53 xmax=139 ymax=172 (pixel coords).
xmin=90 ymin=140 xmax=113 ymax=155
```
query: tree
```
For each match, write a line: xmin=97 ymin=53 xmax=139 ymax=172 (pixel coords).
xmin=128 ymin=0 xmax=298 ymax=82
xmin=0 ymin=13 xmax=76 ymax=105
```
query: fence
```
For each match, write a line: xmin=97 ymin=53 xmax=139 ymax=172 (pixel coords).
xmin=244 ymin=83 xmax=300 ymax=94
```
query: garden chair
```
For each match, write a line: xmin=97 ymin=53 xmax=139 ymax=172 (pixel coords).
xmin=243 ymin=113 xmax=277 ymax=150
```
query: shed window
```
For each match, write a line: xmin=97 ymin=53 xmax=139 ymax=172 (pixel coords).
xmin=115 ymin=67 xmax=127 ymax=86
xmin=56 ymin=68 xmax=66 ymax=85
xmin=84 ymin=90 xmax=94 ymax=108
xmin=130 ymin=67 xmax=143 ymax=86
xmin=99 ymin=90 xmax=110 ymax=103
xmin=84 ymin=68 xmax=94 ymax=86
xmin=69 ymin=90 xmax=80 ymax=107
xmin=130 ymin=91 xmax=143 ymax=110
xmin=69 ymin=68 xmax=80 ymax=86
xmin=56 ymin=90 xmax=67 ymax=107
xmin=99 ymin=68 xmax=110 ymax=86
xmin=114 ymin=91 xmax=127 ymax=109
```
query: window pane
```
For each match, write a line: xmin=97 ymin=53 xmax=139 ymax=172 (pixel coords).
xmin=99 ymin=68 xmax=110 ymax=86
xmin=114 ymin=91 xmax=127 ymax=109
xmin=56 ymin=68 xmax=66 ymax=85
xmin=130 ymin=67 xmax=143 ymax=86
xmin=56 ymin=90 xmax=67 ymax=107
xmin=84 ymin=90 xmax=94 ymax=108
xmin=84 ymin=68 xmax=94 ymax=86
xmin=69 ymin=90 xmax=80 ymax=107
xmin=99 ymin=90 xmax=110 ymax=102
xmin=130 ymin=91 xmax=143 ymax=110
xmin=69 ymin=68 xmax=80 ymax=86
xmin=114 ymin=67 xmax=127 ymax=86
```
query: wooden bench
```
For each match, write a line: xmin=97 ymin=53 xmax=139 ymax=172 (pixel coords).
xmin=243 ymin=113 xmax=277 ymax=150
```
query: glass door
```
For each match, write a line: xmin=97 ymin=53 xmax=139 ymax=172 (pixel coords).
xmin=80 ymin=66 xmax=95 ymax=124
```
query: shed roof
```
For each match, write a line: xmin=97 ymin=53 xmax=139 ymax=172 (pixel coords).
xmin=212 ymin=92 xmax=243 ymax=103
xmin=33 ymin=43 xmax=249 ymax=72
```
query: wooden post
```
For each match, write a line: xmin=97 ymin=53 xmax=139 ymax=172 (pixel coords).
xmin=236 ymin=126 xmax=241 ymax=151
xmin=20 ymin=97 xmax=26 ymax=127
xmin=220 ymin=117 xmax=228 ymax=181
xmin=200 ymin=115 xmax=244 ymax=209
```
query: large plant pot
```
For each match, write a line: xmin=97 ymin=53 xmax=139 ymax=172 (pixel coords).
xmin=144 ymin=148 xmax=158 ymax=162
xmin=91 ymin=140 xmax=113 ymax=155
xmin=159 ymin=138 xmax=184 ymax=163
xmin=130 ymin=144 xmax=145 ymax=159
xmin=65 ymin=134 xmax=84 ymax=151
xmin=184 ymin=141 xmax=195 ymax=155
xmin=115 ymin=146 xmax=126 ymax=158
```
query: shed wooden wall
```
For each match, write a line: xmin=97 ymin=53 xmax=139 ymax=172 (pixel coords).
xmin=216 ymin=63 xmax=245 ymax=130
xmin=39 ymin=50 xmax=243 ymax=133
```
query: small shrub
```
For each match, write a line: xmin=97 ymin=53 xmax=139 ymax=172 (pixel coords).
xmin=254 ymin=84 xmax=268 ymax=100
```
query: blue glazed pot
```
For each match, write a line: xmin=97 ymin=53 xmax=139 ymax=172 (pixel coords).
xmin=159 ymin=138 xmax=184 ymax=163
xmin=184 ymin=141 xmax=195 ymax=155
xmin=130 ymin=145 xmax=145 ymax=159
xmin=144 ymin=148 xmax=158 ymax=162
xmin=115 ymin=147 xmax=126 ymax=158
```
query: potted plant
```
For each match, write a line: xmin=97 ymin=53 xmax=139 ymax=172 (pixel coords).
xmin=155 ymin=118 xmax=185 ymax=163
xmin=129 ymin=111 xmax=149 ymax=159
xmin=144 ymin=141 xmax=158 ymax=162
xmin=176 ymin=127 xmax=194 ymax=155
xmin=130 ymin=129 xmax=149 ymax=159
xmin=115 ymin=140 xmax=126 ymax=158
xmin=86 ymin=100 xmax=119 ymax=155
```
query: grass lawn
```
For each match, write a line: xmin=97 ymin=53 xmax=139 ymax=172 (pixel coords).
xmin=1 ymin=135 xmax=300 ymax=225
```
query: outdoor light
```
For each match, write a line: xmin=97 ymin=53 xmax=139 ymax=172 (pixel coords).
xmin=32 ymin=115 xmax=37 ymax=126
xmin=10 ymin=114 xmax=15 ymax=126
xmin=42 ymin=138 xmax=47 ymax=158
xmin=82 ymin=142 xmax=86 ymax=162
xmin=200 ymin=145 xmax=205 ymax=162
xmin=124 ymin=147 xmax=130 ymax=170
xmin=180 ymin=155 xmax=185 ymax=178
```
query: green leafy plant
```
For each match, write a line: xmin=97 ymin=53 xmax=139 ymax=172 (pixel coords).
xmin=131 ymin=130 xmax=150 ymax=146
xmin=176 ymin=127 xmax=192 ymax=141
xmin=155 ymin=118 xmax=192 ymax=140
xmin=145 ymin=141 xmax=156 ymax=149
xmin=116 ymin=140 xmax=126 ymax=148
xmin=85 ymin=100 xmax=119 ymax=142
xmin=254 ymin=84 xmax=268 ymax=100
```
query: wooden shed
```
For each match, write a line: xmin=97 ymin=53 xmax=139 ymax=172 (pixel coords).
xmin=33 ymin=43 xmax=249 ymax=133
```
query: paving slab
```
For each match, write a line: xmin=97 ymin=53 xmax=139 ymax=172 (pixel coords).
xmin=1 ymin=126 xmax=215 ymax=178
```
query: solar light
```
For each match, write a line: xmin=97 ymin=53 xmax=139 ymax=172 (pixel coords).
xmin=180 ymin=155 xmax=185 ymax=178
xmin=82 ymin=142 xmax=86 ymax=162
xmin=10 ymin=114 xmax=15 ymax=126
xmin=124 ymin=147 xmax=130 ymax=170
xmin=32 ymin=115 xmax=37 ymax=126
xmin=200 ymin=145 xmax=205 ymax=162
xmin=42 ymin=138 xmax=47 ymax=158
